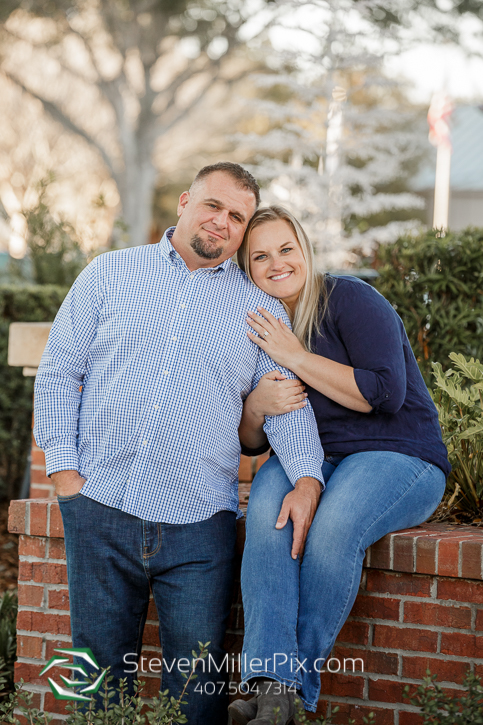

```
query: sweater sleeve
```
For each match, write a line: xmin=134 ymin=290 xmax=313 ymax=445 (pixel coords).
xmin=334 ymin=280 xmax=407 ymax=415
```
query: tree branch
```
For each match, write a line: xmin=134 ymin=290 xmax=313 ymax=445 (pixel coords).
xmin=2 ymin=70 xmax=115 ymax=176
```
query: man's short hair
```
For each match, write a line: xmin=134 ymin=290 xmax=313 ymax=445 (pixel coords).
xmin=191 ymin=162 xmax=260 ymax=208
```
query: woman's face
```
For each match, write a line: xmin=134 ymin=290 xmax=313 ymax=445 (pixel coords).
xmin=248 ymin=219 xmax=307 ymax=310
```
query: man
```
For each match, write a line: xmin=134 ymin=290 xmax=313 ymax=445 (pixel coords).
xmin=34 ymin=162 xmax=324 ymax=724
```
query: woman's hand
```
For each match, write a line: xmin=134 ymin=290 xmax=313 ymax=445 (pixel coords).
xmin=247 ymin=307 xmax=306 ymax=370
xmin=248 ymin=370 xmax=307 ymax=418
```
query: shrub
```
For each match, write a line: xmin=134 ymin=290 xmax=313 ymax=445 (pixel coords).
xmin=373 ymin=228 xmax=483 ymax=384
xmin=0 ymin=592 xmax=17 ymax=697
xmin=0 ymin=285 xmax=68 ymax=500
xmin=404 ymin=670 xmax=483 ymax=724
xmin=431 ymin=353 xmax=483 ymax=521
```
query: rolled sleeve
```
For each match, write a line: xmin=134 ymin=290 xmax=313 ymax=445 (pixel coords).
xmin=43 ymin=439 xmax=80 ymax=477
xmin=335 ymin=281 xmax=407 ymax=415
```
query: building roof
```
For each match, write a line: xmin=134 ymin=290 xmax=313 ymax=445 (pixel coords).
xmin=412 ymin=105 xmax=483 ymax=192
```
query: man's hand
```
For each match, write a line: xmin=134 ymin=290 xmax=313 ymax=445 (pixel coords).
xmin=275 ymin=477 xmax=322 ymax=559
xmin=50 ymin=470 xmax=86 ymax=498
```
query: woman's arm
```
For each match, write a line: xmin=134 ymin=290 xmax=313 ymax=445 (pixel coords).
xmin=239 ymin=370 xmax=308 ymax=449
xmin=246 ymin=309 xmax=372 ymax=413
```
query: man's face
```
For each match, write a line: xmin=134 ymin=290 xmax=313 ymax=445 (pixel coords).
xmin=171 ymin=172 xmax=257 ymax=270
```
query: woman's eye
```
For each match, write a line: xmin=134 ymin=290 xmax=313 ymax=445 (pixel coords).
xmin=281 ymin=247 xmax=292 ymax=254
xmin=254 ymin=254 xmax=266 ymax=261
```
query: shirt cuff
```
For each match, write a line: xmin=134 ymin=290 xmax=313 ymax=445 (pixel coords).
xmin=282 ymin=456 xmax=325 ymax=490
xmin=353 ymin=368 xmax=390 ymax=410
xmin=44 ymin=444 xmax=79 ymax=477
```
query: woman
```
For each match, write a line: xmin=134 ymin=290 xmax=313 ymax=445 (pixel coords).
xmin=229 ymin=206 xmax=449 ymax=725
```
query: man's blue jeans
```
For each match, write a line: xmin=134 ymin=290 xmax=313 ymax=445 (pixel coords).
xmin=241 ymin=452 xmax=446 ymax=712
xmin=59 ymin=494 xmax=236 ymax=725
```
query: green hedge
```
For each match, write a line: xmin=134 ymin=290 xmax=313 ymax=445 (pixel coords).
xmin=373 ymin=228 xmax=483 ymax=384
xmin=0 ymin=285 xmax=67 ymax=500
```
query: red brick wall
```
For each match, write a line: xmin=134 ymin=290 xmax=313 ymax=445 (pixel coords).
xmin=9 ymin=489 xmax=483 ymax=723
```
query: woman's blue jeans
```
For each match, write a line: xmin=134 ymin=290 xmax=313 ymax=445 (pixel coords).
xmin=241 ymin=451 xmax=446 ymax=712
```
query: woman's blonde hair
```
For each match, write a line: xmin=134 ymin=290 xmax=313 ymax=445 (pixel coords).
xmin=238 ymin=206 xmax=330 ymax=350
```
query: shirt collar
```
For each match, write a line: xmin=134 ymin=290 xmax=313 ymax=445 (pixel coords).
xmin=158 ymin=227 xmax=232 ymax=274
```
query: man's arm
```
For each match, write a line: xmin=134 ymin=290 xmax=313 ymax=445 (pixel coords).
xmin=34 ymin=258 xmax=102 ymax=494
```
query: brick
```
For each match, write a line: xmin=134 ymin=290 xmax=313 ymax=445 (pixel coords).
xmin=31 ymin=467 xmax=52 ymax=485
xmin=255 ymin=451 xmax=270 ymax=472
xmin=461 ymin=541 xmax=482 ymax=580
xmin=369 ymin=536 xmax=391 ymax=570
xmin=337 ymin=620 xmax=370 ymax=645
xmin=48 ymin=538 xmax=66 ymax=560
xmin=30 ymin=484 xmax=54 ymax=498
xmin=402 ymin=656 xmax=468 ymax=683
xmin=31 ymin=448 xmax=46 ymax=466
xmin=416 ymin=537 xmax=437 ymax=575
xmin=30 ymin=562 xmax=68 ymax=585
xmin=369 ymin=677 xmax=416 ymax=703
xmin=437 ymin=540 xmax=460 ymax=577
xmin=403 ymin=601 xmax=471 ymax=629
xmin=43 ymin=691 xmax=71 ymax=716
xmin=350 ymin=595 xmax=400 ymax=621
xmin=140 ymin=674 xmax=162 ymax=697
xmin=373 ymin=625 xmax=438 ymax=653
xmin=329 ymin=703 xmax=394 ymax=725
xmin=19 ymin=535 xmax=46 ymax=559
xmin=17 ymin=634 xmax=43 ymax=659
xmin=142 ymin=622 xmax=161 ymax=646
xmin=476 ymin=609 xmax=483 ymax=630
xmin=366 ymin=571 xmax=432 ymax=597
xmin=437 ymin=578 xmax=483 ymax=604
xmin=8 ymin=499 xmax=27 ymax=534
xmin=393 ymin=536 xmax=415 ymax=573
xmin=332 ymin=646 xmax=397 ymax=675
xmin=319 ymin=671 xmax=365 ymax=699
xmin=29 ymin=501 xmax=48 ymax=536
xmin=440 ymin=632 xmax=483 ymax=658
xmin=18 ymin=692 xmax=43 ymax=710
xmin=147 ymin=597 xmax=158 ymax=621
xmin=18 ymin=583 xmax=44 ymax=608
xmin=18 ymin=561 xmax=33 ymax=581
xmin=44 ymin=638 xmax=73 ymax=660
xmin=238 ymin=455 xmax=252 ymax=482
xmin=48 ymin=588 xmax=70 ymax=611
xmin=15 ymin=661 xmax=65 ymax=686
xmin=399 ymin=711 xmax=424 ymax=725
xmin=49 ymin=504 xmax=64 ymax=538
xmin=17 ymin=610 xmax=71 ymax=636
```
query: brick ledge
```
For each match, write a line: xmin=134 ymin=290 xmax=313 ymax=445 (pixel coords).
xmin=8 ymin=499 xmax=483 ymax=581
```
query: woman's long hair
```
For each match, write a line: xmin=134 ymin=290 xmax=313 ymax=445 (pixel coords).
xmin=238 ymin=206 xmax=330 ymax=351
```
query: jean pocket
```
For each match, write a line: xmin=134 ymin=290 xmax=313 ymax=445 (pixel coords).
xmin=57 ymin=492 xmax=83 ymax=502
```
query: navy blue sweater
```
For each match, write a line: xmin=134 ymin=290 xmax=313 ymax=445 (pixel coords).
xmin=306 ymin=275 xmax=450 ymax=476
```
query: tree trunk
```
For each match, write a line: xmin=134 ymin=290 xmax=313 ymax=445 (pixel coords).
xmin=115 ymin=154 xmax=158 ymax=247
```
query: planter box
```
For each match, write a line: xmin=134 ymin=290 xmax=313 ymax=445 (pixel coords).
xmin=8 ymin=495 xmax=483 ymax=724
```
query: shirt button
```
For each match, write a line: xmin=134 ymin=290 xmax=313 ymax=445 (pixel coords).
xmin=189 ymin=274 xmax=194 ymax=280
xmin=180 ymin=303 xmax=186 ymax=309
xmin=142 ymin=440 xmax=147 ymax=446
xmin=163 ymin=370 xmax=169 ymax=375
xmin=172 ymin=336 xmax=177 ymax=342
xmin=154 ymin=405 xmax=159 ymax=410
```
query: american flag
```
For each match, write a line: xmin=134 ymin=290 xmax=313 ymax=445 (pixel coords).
xmin=428 ymin=92 xmax=454 ymax=149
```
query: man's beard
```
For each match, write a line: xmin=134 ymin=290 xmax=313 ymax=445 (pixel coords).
xmin=190 ymin=233 xmax=224 ymax=260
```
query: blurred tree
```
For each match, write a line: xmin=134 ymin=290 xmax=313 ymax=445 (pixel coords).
xmin=239 ymin=0 xmax=426 ymax=268
xmin=0 ymin=0 xmax=273 ymax=247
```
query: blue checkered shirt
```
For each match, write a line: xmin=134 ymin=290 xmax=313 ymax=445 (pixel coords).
xmin=34 ymin=228 xmax=324 ymax=524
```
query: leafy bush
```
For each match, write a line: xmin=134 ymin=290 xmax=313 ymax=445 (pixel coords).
xmin=0 ymin=592 xmax=17 ymax=697
xmin=9 ymin=176 xmax=88 ymax=288
xmin=404 ymin=670 xmax=483 ymax=724
xmin=373 ymin=228 xmax=483 ymax=384
xmin=431 ymin=353 xmax=483 ymax=521
xmin=0 ymin=285 xmax=68 ymax=500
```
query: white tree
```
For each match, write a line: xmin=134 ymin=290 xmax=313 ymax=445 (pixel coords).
xmin=0 ymin=0 xmax=279 ymax=246
xmin=239 ymin=0 xmax=427 ymax=268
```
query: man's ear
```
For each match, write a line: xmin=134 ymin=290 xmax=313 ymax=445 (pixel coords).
xmin=177 ymin=191 xmax=190 ymax=217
